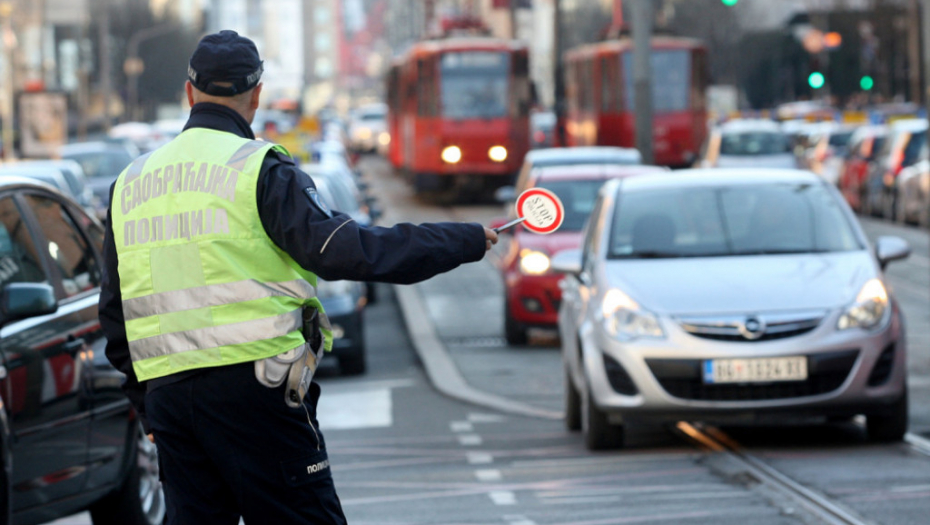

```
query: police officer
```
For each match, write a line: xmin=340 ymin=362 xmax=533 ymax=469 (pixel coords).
xmin=99 ymin=30 xmax=498 ymax=525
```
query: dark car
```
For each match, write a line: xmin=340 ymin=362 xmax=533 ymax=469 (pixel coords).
xmin=306 ymin=167 xmax=369 ymax=375
xmin=0 ymin=176 xmax=163 ymax=524
xmin=59 ymin=141 xmax=139 ymax=220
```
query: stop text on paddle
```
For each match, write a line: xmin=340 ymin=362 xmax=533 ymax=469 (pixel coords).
xmin=492 ymin=188 xmax=565 ymax=235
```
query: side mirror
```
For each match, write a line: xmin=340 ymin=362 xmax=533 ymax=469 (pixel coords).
xmin=875 ymin=236 xmax=910 ymax=269
xmin=551 ymin=249 xmax=583 ymax=276
xmin=1 ymin=282 xmax=57 ymax=327
xmin=494 ymin=186 xmax=516 ymax=203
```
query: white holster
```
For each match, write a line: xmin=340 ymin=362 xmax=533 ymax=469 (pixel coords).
xmin=255 ymin=337 xmax=325 ymax=408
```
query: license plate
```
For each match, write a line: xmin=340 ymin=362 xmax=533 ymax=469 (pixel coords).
xmin=703 ymin=357 xmax=808 ymax=384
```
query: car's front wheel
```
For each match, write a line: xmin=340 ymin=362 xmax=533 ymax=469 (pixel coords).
xmin=866 ymin=391 xmax=909 ymax=443
xmin=582 ymin=385 xmax=624 ymax=450
xmin=89 ymin=422 xmax=165 ymax=525
xmin=504 ymin=307 xmax=528 ymax=346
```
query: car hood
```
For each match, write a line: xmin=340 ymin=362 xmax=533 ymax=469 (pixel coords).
xmin=716 ymin=154 xmax=797 ymax=169
xmin=514 ymin=229 xmax=583 ymax=255
xmin=604 ymin=251 xmax=877 ymax=315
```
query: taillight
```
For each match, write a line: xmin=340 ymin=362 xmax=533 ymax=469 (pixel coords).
xmin=534 ymin=130 xmax=546 ymax=144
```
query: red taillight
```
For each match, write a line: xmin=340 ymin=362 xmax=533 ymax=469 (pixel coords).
xmin=534 ymin=130 xmax=546 ymax=144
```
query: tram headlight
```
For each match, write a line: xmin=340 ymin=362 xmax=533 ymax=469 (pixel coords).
xmin=442 ymin=145 xmax=462 ymax=164
xmin=488 ymin=145 xmax=508 ymax=162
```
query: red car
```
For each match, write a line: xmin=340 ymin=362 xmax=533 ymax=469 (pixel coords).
xmin=837 ymin=125 xmax=887 ymax=212
xmin=495 ymin=163 xmax=665 ymax=345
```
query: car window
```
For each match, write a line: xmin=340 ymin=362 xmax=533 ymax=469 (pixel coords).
xmin=608 ymin=183 xmax=860 ymax=259
xmin=536 ymin=178 xmax=605 ymax=231
xmin=581 ymin=196 xmax=604 ymax=271
xmin=22 ymin=195 xmax=101 ymax=298
xmin=719 ymin=132 xmax=789 ymax=156
xmin=0 ymin=196 xmax=49 ymax=288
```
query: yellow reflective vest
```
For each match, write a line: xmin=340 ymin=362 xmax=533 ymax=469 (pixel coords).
xmin=111 ymin=128 xmax=330 ymax=382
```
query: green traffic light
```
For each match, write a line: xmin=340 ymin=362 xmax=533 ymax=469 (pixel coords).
xmin=860 ymin=75 xmax=874 ymax=91
xmin=808 ymin=72 xmax=825 ymax=89
xmin=721 ymin=0 xmax=738 ymax=5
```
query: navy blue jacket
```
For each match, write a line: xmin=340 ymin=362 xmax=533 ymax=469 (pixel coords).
xmin=99 ymin=103 xmax=487 ymax=429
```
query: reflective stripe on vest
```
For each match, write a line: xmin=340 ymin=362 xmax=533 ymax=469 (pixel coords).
xmin=111 ymin=129 xmax=330 ymax=382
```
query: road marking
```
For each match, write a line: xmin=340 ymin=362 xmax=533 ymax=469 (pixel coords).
xmin=450 ymin=421 xmax=474 ymax=433
xmin=489 ymin=491 xmax=517 ymax=505
xmin=318 ymin=388 xmax=392 ymax=430
xmin=503 ymin=515 xmax=536 ymax=525
xmin=458 ymin=434 xmax=483 ymax=446
xmin=468 ymin=452 xmax=494 ymax=464
xmin=475 ymin=469 xmax=503 ymax=481
xmin=469 ymin=412 xmax=507 ymax=423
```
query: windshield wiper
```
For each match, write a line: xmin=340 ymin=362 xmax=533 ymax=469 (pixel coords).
xmin=733 ymin=248 xmax=831 ymax=255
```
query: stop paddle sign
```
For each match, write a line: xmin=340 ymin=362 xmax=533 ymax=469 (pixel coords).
xmin=492 ymin=188 xmax=565 ymax=235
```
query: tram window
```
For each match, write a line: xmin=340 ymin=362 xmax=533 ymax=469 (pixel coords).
xmin=417 ymin=58 xmax=438 ymax=117
xmin=600 ymin=57 xmax=613 ymax=113
xmin=622 ymin=50 xmax=690 ymax=113
xmin=440 ymin=51 xmax=509 ymax=119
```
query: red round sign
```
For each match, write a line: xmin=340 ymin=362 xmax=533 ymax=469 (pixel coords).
xmin=515 ymin=188 xmax=564 ymax=234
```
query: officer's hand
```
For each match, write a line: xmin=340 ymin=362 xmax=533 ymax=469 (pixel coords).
xmin=484 ymin=227 xmax=499 ymax=251
xmin=147 ymin=433 xmax=155 ymax=443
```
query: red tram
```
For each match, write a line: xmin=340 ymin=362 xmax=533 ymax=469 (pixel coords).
xmin=386 ymin=38 xmax=532 ymax=193
xmin=564 ymin=36 xmax=708 ymax=167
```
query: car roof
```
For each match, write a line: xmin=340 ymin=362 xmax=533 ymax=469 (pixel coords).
xmin=719 ymin=119 xmax=782 ymax=133
xmin=60 ymin=141 xmax=128 ymax=154
xmin=526 ymin=147 xmax=642 ymax=166
xmin=615 ymin=168 xmax=823 ymax=192
xmin=0 ymin=173 xmax=65 ymax=193
xmin=888 ymin=118 xmax=929 ymax=132
xmin=533 ymin=163 xmax=666 ymax=182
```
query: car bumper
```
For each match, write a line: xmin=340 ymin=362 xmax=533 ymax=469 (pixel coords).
xmin=581 ymin=304 xmax=906 ymax=421
xmin=506 ymin=272 xmax=563 ymax=326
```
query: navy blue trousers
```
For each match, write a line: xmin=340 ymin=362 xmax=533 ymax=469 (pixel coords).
xmin=145 ymin=362 xmax=348 ymax=525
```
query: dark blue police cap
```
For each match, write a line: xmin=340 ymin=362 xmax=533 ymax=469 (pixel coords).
xmin=188 ymin=30 xmax=264 ymax=97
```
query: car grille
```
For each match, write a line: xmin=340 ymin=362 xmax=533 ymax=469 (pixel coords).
xmin=677 ymin=310 xmax=826 ymax=342
xmin=645 ymin=350 xmax=858 ymax=401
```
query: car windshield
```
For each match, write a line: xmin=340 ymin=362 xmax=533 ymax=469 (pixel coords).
xmin=64 ymin=150 xmax=134 ymax=179
xmin=535 ymin=179 xmax=606 ymax=232
xmin=829 ymin=131 xmax=853 ymax=148
xmin=608 ymin=183 xmax=861 ymax=259
xmin=441 ymin=51 xmax=509 ymax=119
xmin=719 ymin=131 xmax=789 ymax=156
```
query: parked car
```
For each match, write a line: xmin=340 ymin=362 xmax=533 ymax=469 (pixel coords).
xmin=697 ymin=119 xmax=795 ymax=169
xmin=0 ymin=176 xmax=163 ymax=524
xmin=305 ymin=167 xmax=370 ymax=375
xmin=895 ymin=140 xmax=930 ymax=226
xmin=862 ymin=118 xmax=928 ymax=220
xmin=348 ymin=103 xmax=388 ymax=153
xmin=797 ymin=123 xmax=855 ymax=184
xmin=837 ymin=125 xmax=888 ymax=212
xmin=8 ymin=160 xmax=96 ymax=211
xmin=494 ymin=163 xmax=665 ymax=345
xmin=60 ymin=141 xmax=138 ymax=220
xmin=556 ymin=168 xmax=910 ymax=450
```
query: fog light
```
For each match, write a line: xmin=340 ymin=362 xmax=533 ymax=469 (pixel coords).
xmin=488 ymin=145 xmax=508 ymax=162
xmin=442 ymin=145 xmax=462 ymax=164
xmin=331 ymin=324 xmax=345 ymax=340
xmin=521 ymin=297 xmax=544 ymax=313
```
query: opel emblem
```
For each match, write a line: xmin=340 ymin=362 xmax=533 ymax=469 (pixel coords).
xmin=739 ymin=316 xmax=766 ymax=340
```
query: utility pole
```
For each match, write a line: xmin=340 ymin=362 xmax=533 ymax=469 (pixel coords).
xmin=630 ymin=0 xmax=654 ymax=164
xmin=0 ymin=1 xmax=14 ymax=161
xmin=509 ymin=0 xmax=518 ymax=40
xmin=553 ymin=0 xmax=566 ymax=146
xmin=920 ymin=0 xmax=930 ymax=104
xmin=98 ymin=0 xmax=111 ymax=132
xmin=908 ymin=0 xmax=921 ymax=103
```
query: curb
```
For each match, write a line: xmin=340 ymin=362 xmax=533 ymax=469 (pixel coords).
xmin=393 ymin=283 xmax=563 ymax=421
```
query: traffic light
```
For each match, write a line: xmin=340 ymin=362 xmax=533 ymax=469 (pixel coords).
xmin=721 ymin=0 xmax=738 ymax=5
xmin=860 ymin=75 xmax=874 ymax=91
xmin=808 ymin=72 xmax=826 ymax=89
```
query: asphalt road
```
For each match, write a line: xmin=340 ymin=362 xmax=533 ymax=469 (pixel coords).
xmin=52 ymin=155 xmax=930 ymax=525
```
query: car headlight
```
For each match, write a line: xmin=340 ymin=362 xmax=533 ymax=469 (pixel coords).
xmin=317 ymin=279 xmax=355 ymax=299
xmin=354 ymin=127 xmax=372 ymax=140
xmin=441 ymin=145 xmax=462 ymax=164
xmin=519 ymin=249 xmax=550 ymax=275
xmin=601 ymin=288 xmax=664 ymax=340
xmin=378 ymin=132 xmax=391 ymax=146
xmin=488 ymin=145 xmax=508 ymax=162
xmin=837 ymin=279 xmax=889 ymax=331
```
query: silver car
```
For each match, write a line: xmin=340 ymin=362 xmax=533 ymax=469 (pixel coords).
xmin=555 ymin=169 xmax=911 ymax=450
